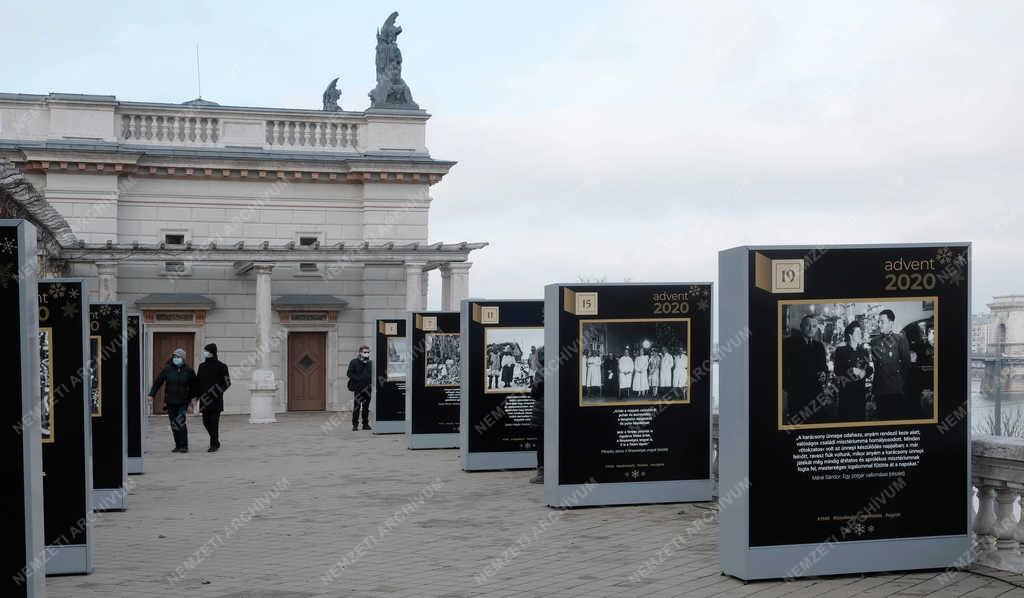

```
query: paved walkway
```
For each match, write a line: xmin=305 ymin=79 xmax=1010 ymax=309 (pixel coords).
xmin=46 ymin=413 xmax=1024 ymax=597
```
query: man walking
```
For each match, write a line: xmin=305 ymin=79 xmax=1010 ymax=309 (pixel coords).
xmin=148 ymin=348 xmax=198 ymax=453
xmin=347 ymin=345 xmax=373 ymax=431
xmin=196 ymin=343 xmax=231 ymax=452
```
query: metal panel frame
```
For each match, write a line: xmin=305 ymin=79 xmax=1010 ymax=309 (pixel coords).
xmin=717 ymin=243 xmax=971 ymax=580
xmin=543 ymin=282 xmax=714 ymax=507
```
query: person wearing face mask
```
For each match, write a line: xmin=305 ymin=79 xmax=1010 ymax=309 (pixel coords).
xmin=346 ymin=345 xmax=373 ymax=431
xmin=196 ymin=343 xmax=231 ymax=452
xmin=148 ymin=348 xmax=198 ymax=453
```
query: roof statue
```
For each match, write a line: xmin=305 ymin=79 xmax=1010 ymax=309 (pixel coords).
xmin=322 ymin=77 xmax=341 ymax=112
xmin=368 ymin=11 xmax=419 ymax=110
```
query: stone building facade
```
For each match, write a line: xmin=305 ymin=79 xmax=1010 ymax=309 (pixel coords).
xmin=0 ymin=90 xmax=483 ymax=418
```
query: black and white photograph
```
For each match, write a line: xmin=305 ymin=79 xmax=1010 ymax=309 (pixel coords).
xmin=484 ymin=327 xmax=544 ymax=394
xmin=578 ymin=318 xmax=690 ymax=406
xmin=40 ymin=327 xmax=54 ymax=443
xmin=779 ymin=297 xmax=938 ymax=429
xmin=386 ymin=336 xmax=408 ymax=381
xmin=89 ymin=335 xmax=102 ymax=417
xmin=425 ymin=333 xmax=461 ymax=387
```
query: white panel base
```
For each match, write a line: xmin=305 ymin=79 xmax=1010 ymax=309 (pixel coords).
xmin=44 ymin=544 xmax=92 ymax=575
xmin=127 ymin=457 xmax=143 ymax=474
xmin=373 ymin=420 xmax=404 ymax=434
xmin=463 ymin=451 xmax=536 ymax=471
xmin=407 ymin=433 xmax=458 ymax=449
xmin=545 ymin=479 xmax=712 ymax=508
xmin=91 ymin=488 xmax=126 ymax=511
xmin=725 ymin=535 xmax=971 ymax=580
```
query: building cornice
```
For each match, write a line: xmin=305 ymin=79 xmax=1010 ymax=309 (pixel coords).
xmin=59 ymin=240 xmax=488 ymax=265
xmin=2 ymin=142 xmax=456 ymax=185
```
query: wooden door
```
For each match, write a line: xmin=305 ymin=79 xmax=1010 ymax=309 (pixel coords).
xmin=151 ymin=332 xmax=195 ymax=414
xmin=288 ymin=332 xmax=326 ymax=411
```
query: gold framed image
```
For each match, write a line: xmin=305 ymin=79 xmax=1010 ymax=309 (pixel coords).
xmin=424 ymin=333 xmax=460 ymax=387
xmin=578 ymin=318 xmax=691 ymax=407
xmin=778 ymin=296 xmax=939 ymax=430
xmin=89 ymin=335 xmax=102 ymax=417
xmin=484 ymin=326 xmax=544 ymax=394
xmin=385 ymin=336 xmax=408 ymax=381
xmin=39 ymin=327 xmax=55 ymax=444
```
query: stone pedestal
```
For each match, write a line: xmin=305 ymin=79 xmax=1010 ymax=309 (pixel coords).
xmin=249 ymin=369 xmax=278 ymax=424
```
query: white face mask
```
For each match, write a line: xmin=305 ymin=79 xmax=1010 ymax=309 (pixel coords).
xmin=172 ymin=357 xmax=184 ymax=366
xmin=202 ymin=350 xmax=211 ymax=360
xmin=360 ymin=352 xmax=370 ymax=360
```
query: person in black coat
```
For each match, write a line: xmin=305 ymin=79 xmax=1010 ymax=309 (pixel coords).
xmin=835 ymin=321 xmax=873 ymax=422
xmin=782 ymin=316 xmax=828 ymax=425
xmin=346 ymin=345 xmax=373 ymax=431
xmin=196 ymin=343 xmax=231 ymax=452
xmin=148 ymin=348 xmax=198 ymax=453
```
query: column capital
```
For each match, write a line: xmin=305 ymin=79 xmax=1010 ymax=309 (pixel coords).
xmin=95 ymin=260 xmax=119 ymax=274
xmin=405 ymin=261 xmax=427 ymax=272
xmin=447 ymin=261 xmax=472 ymax=273
xmin=252 ymin=263 xmax=275 ymax=275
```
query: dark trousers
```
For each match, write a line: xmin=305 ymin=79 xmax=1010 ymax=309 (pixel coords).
xmin=202 ymin=410 xmax=221 ymax=447
xmin=167 ymin=404 xmax=188 ymax=449
xmin=352 ymin=389 xmax=370 ymax=428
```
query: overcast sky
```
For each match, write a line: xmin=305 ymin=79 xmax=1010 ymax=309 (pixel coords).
xmin=3 ymin=1 xmax=1021 ymax=311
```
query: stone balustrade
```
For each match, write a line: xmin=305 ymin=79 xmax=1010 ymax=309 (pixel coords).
xmin=265 ymin=118 xmax=358 ymax=149
xmin=120 ymin=113 xmax=220 ymax=144
xmin=973 ymin=434 xmax=1024 ymax=572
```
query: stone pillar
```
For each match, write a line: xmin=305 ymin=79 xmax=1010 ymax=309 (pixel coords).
xmin=440 ymin=266 xmax=452 ymax=311
xmin=95 ymin=261 xmax=118 ymax=302
xmin=443 ymin=262 xmax=471 ymax=311
xmin=405 ymin=262 xmax=426 ymax=311
xmin=419 ymin=269 xmax=429 ymax=311
xmin=249 ymin=264 xmax=278 ymax=423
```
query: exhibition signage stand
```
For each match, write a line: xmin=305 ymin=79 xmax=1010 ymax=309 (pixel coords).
xmin=89 ymin=302 xmax=128 ymax=511
xmin=460 ymin=299 xmax=543 ymax=471
xmin=406 ymin=311 xmax=461 ymax=449
xmin=126 ymin=312 xmax=145 ymax=474
xmin=543 ymin=283 xmax=713 ymax=507
xmin=718 ymin=243 xmax=971 ymax=580
xmin=39 ymin=279 xmax=94 ymax=574
xmin=1 ymin=221 xmax=45 ymax=597
xmin=373 ymin=318 xmax=407 ymax=434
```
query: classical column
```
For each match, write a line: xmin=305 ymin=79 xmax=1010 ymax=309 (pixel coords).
xmin=405 ymin=262 xmax=426 ymax=311
xmin=443 ymin=262 xmax=471 ymax=311
xmin=440 ymin=266 xmax=452 ymax=311
xmin=419 ymin=269 xmax=429 ymax=311
xmin=249 ymin=264 xmax=278 ymax=423
xmin=95 ymin=261 xmax=118 ymax=302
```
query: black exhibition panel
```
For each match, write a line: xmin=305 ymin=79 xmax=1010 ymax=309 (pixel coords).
xmin=89 ymin=301 xmax=127 ymax=510
xmin=126 ymin=313 xmax=144 ymax=473
xmin=1 ymin=220 xmax=45 ymax=597
xmin=39 ymin=279 xmax=93 ymax=574
xmin=373 ymin=318 xmax=407 ymax=433
xmin=407 ymin=311 xmax=461 ymax=448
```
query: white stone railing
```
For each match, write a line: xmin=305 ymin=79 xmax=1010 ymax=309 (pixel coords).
xmin=120 ymin=113 xmax=220 ymax=145
xmin=265 ymin=119 xmax=358 ymax=149
xmin=973 ymin=435 xmax=1024 ymax=572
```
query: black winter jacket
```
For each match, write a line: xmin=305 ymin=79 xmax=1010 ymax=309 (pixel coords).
xmin=197 ymin=357 xmax=231 ymax=413
xmin=346 ymin=357 xmax=372 ymax=392
xmin=149 ymin=361 xmax=198 ymax=407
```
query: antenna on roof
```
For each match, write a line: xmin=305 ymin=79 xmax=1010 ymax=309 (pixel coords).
xmin=195 ymin=44 xmax=203 ymax=99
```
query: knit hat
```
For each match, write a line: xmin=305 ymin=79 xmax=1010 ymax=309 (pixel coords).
xmin=204 ymin=343 xmax=218 ymax=355
xmin=172 ymin=348 xmax=187 ymax=359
